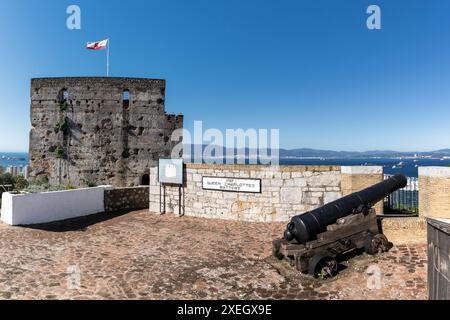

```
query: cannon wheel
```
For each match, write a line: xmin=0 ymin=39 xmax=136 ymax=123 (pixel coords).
xmin=308 ymin=253 xmax=338 ymax=279
xmin=364 ymin=233 xmax=389 ymax=255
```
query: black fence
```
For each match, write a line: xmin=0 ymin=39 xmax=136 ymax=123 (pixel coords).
xmin=383 ymin=174 xmax=419 ymax=215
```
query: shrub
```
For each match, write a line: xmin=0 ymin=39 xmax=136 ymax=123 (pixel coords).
xmin=34 ymin=176 xmax=49 ymax=185
xmin=58 ymin=117 xmax=69 ymax=134
xmin=13 ymin=176 xmax=29 ymax=191
xmin=56 ymin=146 xmax=65 ymax=158
xmin=0 ymin=172 xmax=14 ymax=185
xmin=87 ymin=181 xmax=97 ymax=188
xmin=22 ymin=184 xmax=78 ymax=194
xmin=22 ymin=185 xmax=46 ymax=193
xmin=59 ymin=100 xmax=69 ymax=112
xmin=54 ymin=117 xmax=69 ymax=134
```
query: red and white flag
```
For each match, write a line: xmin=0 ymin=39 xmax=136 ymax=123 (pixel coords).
xmin=86 ymin=39 xmax=109 ymax=50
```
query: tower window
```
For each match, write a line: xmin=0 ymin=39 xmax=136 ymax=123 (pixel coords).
xmin=59 ymin=88 xmax=69 ymax=102
xmin=123 ymin=90 xmax=130 ymax=107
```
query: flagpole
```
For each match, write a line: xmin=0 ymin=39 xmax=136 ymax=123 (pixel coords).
xmin=106 ymin=39 xmax=110 ymax=77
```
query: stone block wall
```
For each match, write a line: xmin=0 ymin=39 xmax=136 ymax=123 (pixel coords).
xmin=419 ymin=167 xmax=450 ymax=219
xmin=29 ymin=77 xmax=183 ymax=187
xmin=104 ymin=186 xmax=149 ymax=213
xmin=149 ymin=164 xmax=375 ymax=222
xmin=341 ymin=166 xmax=384 ymax=214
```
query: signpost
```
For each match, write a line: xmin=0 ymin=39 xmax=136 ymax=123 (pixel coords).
xmin=158 ymin=159 xmax=184 ymax=216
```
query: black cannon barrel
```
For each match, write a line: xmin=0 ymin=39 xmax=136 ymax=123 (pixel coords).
xmin=284 ymin=173 xmax=407 ymax=244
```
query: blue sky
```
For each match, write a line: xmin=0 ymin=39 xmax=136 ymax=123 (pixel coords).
xmin=0 ymin=0 xmax=449 ymax=152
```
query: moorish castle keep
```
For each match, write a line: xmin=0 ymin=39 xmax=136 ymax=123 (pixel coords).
xmin=29 ymin=77 xmax=183 ymax=187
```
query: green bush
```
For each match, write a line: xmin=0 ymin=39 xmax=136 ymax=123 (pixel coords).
xmin=54 ymin=117 xmax=69 ymax=134
xmin=87 ymin=181 xmax=97 ymax=188
xmin=59 ymin=100 xmax=69 ymax=112
xmin=0 ymin=172 xmax=14 ymax=185
xmin=33 ymin=175 xmax=49 ymax=186
xmin=21 ymin=184 xmax=48 ymax=193
xmin=1 ymin=175 xmax=81 ymax=195
xmin=13 ymin=176 xmax=29 ymax=190
xmin=56 ymin=146 xmax=65 ymax=158
xmin=58 ymin=117 xmax=69 ymax=133
xmin=22 ymin=184 xmax=78 ymax=194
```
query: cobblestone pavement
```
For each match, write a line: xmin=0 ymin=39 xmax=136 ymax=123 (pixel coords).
xmin=0 ymin=210 xmax=427 ymax=300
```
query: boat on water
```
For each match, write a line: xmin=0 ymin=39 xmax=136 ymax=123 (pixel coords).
xmin=392 ymin=161 xmax=405 ymax=169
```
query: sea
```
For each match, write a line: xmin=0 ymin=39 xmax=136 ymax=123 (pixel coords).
xmin=1 ymin=152 xmax=449 ymax=178
xmin=0 ymin=152 xmax=29 ymax=169
xmin=279 ymin=157 xmax=450 ymax=178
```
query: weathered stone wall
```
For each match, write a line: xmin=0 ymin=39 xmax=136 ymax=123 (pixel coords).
xmin=341 ymin=166 xmax=384 ymax=214
xmin=29 ymin=77 xmax=183 ymax=187
xmin=419 ymin=167 xmax=450 ymax=219
xmin=104 ymin=186 xmax=149 ymax=213
xmin=150 ymin=164 xmax=346 ymax=222
xmin=380 ymin=216 xmax=427 ymax=244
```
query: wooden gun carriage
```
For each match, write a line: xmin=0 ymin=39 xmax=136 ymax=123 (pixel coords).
xmin=273 ymin=174 xmax=407 ymax=278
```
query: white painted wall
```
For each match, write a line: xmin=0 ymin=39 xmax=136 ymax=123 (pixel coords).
xmin=0 ymin=186 xmax=113 ymax=226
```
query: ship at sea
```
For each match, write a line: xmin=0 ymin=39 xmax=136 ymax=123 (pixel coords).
xmin=0 ymin=152 xmax=29 ymax=169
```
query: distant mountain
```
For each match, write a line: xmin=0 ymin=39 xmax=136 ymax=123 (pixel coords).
xmin=431 ymin=149 xmax=450 ymax=154
xmin=184 ymin=145 xmax=450 ymax=159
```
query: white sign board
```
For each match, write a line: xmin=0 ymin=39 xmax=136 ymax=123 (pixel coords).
xmin=158 ymin=159 xmax=183 ymax=184
xmin=202 ymin=177 xmax=261 ymax=193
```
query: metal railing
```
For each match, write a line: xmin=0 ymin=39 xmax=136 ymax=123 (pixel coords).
xmin=0 ymin=184 xmax=13 ymax=192
xmin=383 ymin=174 xmax=419 ymax=215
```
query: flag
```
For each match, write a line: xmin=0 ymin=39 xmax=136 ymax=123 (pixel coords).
xmin=86 ymin=39 xmax=108 ymax=50
xmin=86 ymin=38 xmax=111 ymax=76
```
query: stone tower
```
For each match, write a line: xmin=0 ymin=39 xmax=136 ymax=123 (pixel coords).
xmin=29 ymin=77 xmax=183 ymax=187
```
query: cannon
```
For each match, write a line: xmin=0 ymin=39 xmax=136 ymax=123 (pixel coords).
xmin=273 ymin=173 xmax=407 ymax=278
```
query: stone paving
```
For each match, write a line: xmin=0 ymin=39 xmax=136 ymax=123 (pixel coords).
xmin=0 ymin=210 xmax=427 ymax=300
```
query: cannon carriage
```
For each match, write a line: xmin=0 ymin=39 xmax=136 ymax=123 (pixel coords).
xmin=273 ymin=173 xmax=407 ymax=278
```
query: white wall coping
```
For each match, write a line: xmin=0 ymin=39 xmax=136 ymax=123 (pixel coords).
xmin=99 ymin=185 xmax=115 ymax=191
xmin=13 ymin=185 xmax=112 ymax=196
xmin=341 ymin=166 xmax=383 ymax=174
xmin=419 ymin=166 xmax=450 ymax=178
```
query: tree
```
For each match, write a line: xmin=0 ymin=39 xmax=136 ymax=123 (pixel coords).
xmin=0 ymin=172 xmax=14 ymax=186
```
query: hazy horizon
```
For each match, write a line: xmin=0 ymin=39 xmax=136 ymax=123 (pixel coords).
xmin=1 ymin=146 xmax=449 ymax=154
